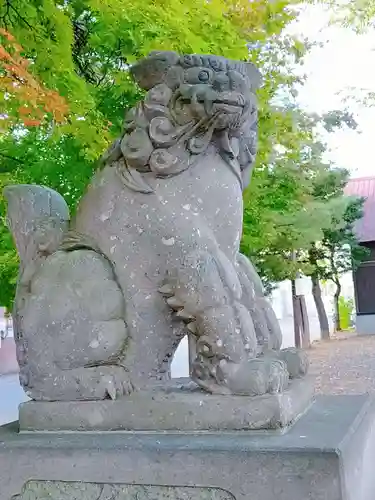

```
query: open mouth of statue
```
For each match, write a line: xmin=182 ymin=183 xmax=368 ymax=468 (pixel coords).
xmin=197 ymin=93 xmax=246 ymax=113
xmin=210 ymin=102 xmax=243 ymax=114
xmin=172 ymin=90 xmax=248 ymax=128
xmin=198 ymin=93 xmax=247 ymax=118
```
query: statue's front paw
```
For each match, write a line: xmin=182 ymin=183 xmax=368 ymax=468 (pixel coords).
xmin=86 ymin=366 xmax=134 ymax=400
xmin=278 ymin=347 xmax=309 ymax=378
xmin=216 ymin=357 xmax=289 ymax=396
xmin=263 ymin=347 xmax=309 ymax=379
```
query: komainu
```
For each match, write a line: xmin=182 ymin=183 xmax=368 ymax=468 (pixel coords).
xmin=5 ymin=52 xmax=308 ymax=401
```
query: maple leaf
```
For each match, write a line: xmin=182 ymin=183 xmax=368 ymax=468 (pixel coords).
xmin=0 ymin=29 xmax=68 ymax=129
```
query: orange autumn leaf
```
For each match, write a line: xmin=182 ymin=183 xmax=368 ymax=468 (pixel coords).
xmin=0 ymin=28 xmax=15 ymax=41
xmin=0 ymin=46 xmax=11 ymax=60
xmin=0 ymin=29 xmax=69 ymax=128
xmin=18 ymin=105 xmax=30 ymax=115
xmin=23 ymin=118 xmax=42 ymax=126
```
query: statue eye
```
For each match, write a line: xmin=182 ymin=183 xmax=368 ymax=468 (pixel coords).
xmin=198 ymin=70 xmax=210 ymax=82
xmin=185 ymin=67 xmax=213 ymax=84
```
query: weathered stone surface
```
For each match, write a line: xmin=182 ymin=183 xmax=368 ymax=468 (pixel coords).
xmin=2 ymin=395 xmax=375 ymax=500
xmin=11 ymin=482 xmax=234 ymax=500
xmin=4 ymin=51 xmax=308 ymax=404
xmin=18 ymin=377 xmax=314 ymax=432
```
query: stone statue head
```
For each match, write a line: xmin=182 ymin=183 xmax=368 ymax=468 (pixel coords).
xmin=101 ymin=51 xmax=262 ymax=190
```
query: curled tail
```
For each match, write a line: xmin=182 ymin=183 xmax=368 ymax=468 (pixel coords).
xmin=4 ymin=184 xmax=70 ymax=270
xmin=4 ymin=185 xmax=132 ymax=401
xmin=4 ymin=184 xmax=70 ymax=374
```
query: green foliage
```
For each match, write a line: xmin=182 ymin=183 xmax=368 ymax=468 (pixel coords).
xmin=306 ymin=176 xmax=367 ymax=331
xmin=241 ymin=109 xmax=357 ymax=288
xmin=318 ymin=195 xmax=368 ymax=281
xmin=305 ymin=168 xmax=363 ymax=278
xmin=330 ymin=0 xmax=375 ymax=31
xmin=338 ymin=296 xmax=354 ymax=330
xmin=0 ymin=173 xmax=19 ymax=309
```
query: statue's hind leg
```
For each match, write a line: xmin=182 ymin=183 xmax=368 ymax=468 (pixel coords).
xmin=16 ymin=248 xmax=133 ymax=401
xmin=23 ymin=365 xmax=134 ymax=401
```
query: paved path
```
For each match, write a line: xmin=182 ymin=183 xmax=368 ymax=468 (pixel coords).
xmin=0 ymin=373 xmax=28 ymax=426
xmin=309 ymin=334 xmax=375 ymax=395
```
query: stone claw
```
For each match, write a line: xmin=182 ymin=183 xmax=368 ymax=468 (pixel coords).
xmin=166 ymin=296 xmax=184 ymax=310
xmin=95 ymin=366 xmax=134 ymax=400
xmin=176 ymin=308 xmax=194 ymax=321
xmin=187 ymin=321 xmax=197 ymax=335
xmin=158 ymin=284 xmax=174 ymax=297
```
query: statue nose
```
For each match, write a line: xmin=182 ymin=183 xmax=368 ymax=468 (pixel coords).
xmin=213 ymin=73 xmax=230 ymax=92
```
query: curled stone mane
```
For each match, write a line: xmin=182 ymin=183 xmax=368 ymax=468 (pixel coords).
xmin=99 ymin=51 xmax=262 ymax=193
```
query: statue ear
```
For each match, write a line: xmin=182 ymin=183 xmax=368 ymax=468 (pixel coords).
xmin=130 ymin=51 xmax=180 ymax=90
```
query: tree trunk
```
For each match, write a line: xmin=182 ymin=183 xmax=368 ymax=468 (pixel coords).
xmin=333 ymin=279 xmax=342 ymax=331
xmin=311 ymin=276 xmax=330 ymax=340
xmin=291 ymin=279 xmax=301 ymax=348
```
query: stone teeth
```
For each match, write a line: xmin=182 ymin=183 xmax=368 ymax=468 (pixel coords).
xmin=187 ymin=322 xmax=197 ymax=335
xmin=176 ymin=309 xmax=194 ymax=321
xmin=158 ymin=284 xmax=174 ymax=297
xmin=166 ymin=296 xmax=183 ymax=310
xmin=106 ymin=385 xmax=117 ymax=401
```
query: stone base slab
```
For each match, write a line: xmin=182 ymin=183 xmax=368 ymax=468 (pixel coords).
xmin=18 ymin=377 xmax=314 ymax=432
xmin=2 ymin=395 xmax=375 ymax=500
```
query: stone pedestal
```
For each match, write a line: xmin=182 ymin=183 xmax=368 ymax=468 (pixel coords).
xmin=1 ymin=395 xmax=375 ymax=500
xmin=17 ymin=378 xmax=314 ymax=432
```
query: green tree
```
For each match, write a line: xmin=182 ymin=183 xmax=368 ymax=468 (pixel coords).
xmin=241 ymin=110 xmax=355 ymax=287
xmin=305 ymin=167 xmax=352 ymax=339
xmin=319 ymin=196 xmax=367 ymax=332
xmin=0 ymin=28 xmax=68 ymax=130
xmin=333 ymin=0 xmax=375 ymax=31
xmin=241 ymin=107 xmax=362 ymax=342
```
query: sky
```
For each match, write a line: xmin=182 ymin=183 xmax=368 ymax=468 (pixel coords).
xmin=288 ymin=4 xmax=375 ymax=178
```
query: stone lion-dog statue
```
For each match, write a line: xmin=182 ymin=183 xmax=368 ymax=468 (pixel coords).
xmin=4 ymin=51 xmax=308 ymax=401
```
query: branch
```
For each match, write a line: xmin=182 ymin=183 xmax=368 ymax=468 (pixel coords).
xmin=0 ymin=0 xmax=11 ymax=29
xmin=8 ymin=1 xmax=33 ymax=30
xmin=0 ymin=152 xmax=24 ymax=164
xmin=327 ymin=244 xmax=341 ymax=287
xmin=95 ymin=40 xmax=124 ymax=88
xmin=0 ymin=0 xmax=34 ymax=30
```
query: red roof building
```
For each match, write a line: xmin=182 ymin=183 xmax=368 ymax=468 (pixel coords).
xmin=344 ymin=177 xmax=375 ymax=333
xmin=344 ymin=177 xmax=375 ymax=243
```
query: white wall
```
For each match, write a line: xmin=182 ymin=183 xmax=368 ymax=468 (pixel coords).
xmin=268 ymin=277 xmax=333 ymax=347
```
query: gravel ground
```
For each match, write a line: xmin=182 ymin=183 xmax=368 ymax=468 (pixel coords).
xmin=309 ymin=333 xmax=375 ymax=394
